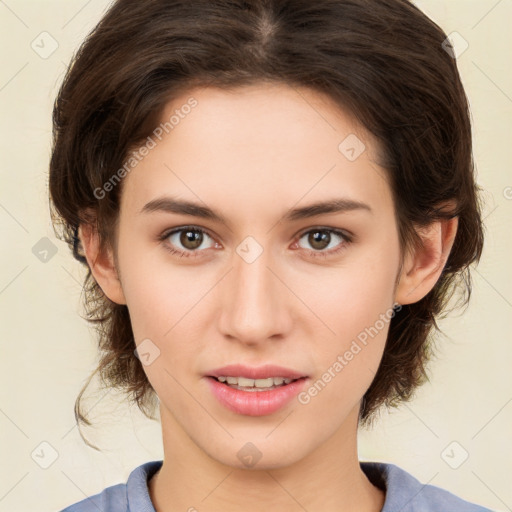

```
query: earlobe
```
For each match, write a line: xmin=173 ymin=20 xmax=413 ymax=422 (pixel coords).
xmin=78 ymin=224 xmax=127 ymax=305
xmin=395 ymin=216 xmax=458 ymax=305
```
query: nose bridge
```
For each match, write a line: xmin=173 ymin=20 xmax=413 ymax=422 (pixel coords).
xmin=219 ymin=241 xmax=290 ymax=343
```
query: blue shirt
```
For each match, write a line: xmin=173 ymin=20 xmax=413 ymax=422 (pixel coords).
xmin=58 ymin=460 xmax=494 ymax=511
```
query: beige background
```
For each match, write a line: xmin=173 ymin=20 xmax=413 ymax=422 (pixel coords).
xmin=0 ymin=1 xmax=511 ymax=511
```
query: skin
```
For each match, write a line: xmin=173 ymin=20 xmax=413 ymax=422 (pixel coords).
xmin=80 ymin=82 xmax=458 ymax=512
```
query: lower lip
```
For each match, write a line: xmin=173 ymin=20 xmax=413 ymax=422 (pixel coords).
xmin=206 ymin=377 xmax=308 ymax=416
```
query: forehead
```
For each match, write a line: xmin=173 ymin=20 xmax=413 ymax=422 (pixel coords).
xmin=120 ymin=82 xmax=393 ymax=223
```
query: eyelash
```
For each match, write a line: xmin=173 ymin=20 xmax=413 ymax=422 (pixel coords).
xmin=157 ymin=225 xmax=353 ymax=260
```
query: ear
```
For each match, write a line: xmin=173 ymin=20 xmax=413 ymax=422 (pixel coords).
xmin=79 ymin=223 xmax=127 ymax=305
xmin=395 ymin=215 xmax=458 ymax=305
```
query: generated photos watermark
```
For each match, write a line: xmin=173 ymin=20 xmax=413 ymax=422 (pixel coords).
xmin=297 ymin=302 xmax=402 ymax=405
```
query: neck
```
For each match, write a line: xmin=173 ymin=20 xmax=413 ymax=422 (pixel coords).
xmin=149 ymin=403 xmax=385 ymax=512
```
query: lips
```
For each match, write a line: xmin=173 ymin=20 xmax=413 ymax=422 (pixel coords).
xmin=204 ymin=364 xmax=309 ymax=416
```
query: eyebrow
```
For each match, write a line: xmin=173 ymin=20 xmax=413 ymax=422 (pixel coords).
xmin=140 ymin=196 xmax=373 ymax=225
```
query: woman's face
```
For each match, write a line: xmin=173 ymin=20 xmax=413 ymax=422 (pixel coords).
xmin=114 ymin=82 xmax=402 ymax=469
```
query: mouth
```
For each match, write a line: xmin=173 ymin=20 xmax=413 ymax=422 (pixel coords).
xmin=204 ymin=365 xmax=309 ymax=415
xmin=204 ymin=364 xmax=309 ymax=415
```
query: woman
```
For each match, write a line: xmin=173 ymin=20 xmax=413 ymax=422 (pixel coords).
xmin=49 ymin=0 xmax=492 ymax=510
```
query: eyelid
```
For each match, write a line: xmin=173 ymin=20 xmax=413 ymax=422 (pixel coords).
xmin=295 ymin=225 xmax=353 ymax=241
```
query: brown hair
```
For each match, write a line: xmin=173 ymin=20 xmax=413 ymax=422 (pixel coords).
xmin=49 ymin=0 xmax=484 ymax=448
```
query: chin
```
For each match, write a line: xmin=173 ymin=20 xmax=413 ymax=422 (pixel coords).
xmin=203 ymin=435 xmax=311 ymax=471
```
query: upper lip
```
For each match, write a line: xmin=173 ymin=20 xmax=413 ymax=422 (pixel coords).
xmin=207 ymin=364 xmax=307 ymax=380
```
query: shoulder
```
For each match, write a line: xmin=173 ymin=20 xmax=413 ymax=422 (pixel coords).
xmin=57 ymin=460 xmax=163 ymax=512
xmin=57 ymin=482 xmax=127 ymax=512
xmin=360 ymin=461 xmax=495 ymax=512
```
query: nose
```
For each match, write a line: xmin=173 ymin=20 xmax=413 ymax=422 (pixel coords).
xmin=217 ymin=245 xmax=293 ymax=346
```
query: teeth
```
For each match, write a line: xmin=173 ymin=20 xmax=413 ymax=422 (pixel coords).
xmin=216 ymin=376 xmax=294 ymax=387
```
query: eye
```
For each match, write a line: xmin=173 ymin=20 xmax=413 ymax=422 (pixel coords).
xmin=295 ymin=227 xmax=352 ymax=259
xmin=159 ymin=226 xmax=216 ymax=258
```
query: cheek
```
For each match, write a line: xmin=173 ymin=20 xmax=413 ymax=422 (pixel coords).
xmin=297 ymin=290 xmax=393 ymax=417
xmin=303 ymin=247 xmax=398 ymax=334
xmin=119 ymin=259 xmax=211 ymax=399
xmin=121 ymin=262 xmax=202 ymax=399
xmin=116 ymin=236 xmax=190 ymax=337
xmin=296 ymin=248 xmax=398 ymax=388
